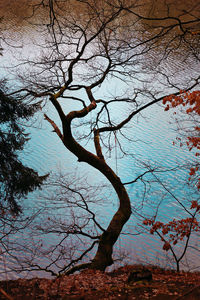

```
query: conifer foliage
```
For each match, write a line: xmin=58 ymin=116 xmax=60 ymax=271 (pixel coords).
xmin=0 ymin=88 xmax=47 ymax=214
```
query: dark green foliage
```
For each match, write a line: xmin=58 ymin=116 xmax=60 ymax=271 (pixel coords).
xmin=0 ymin=88 xmax=47 ymax=214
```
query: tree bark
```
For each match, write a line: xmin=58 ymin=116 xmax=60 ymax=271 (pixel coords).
xmin=61 ymin=112 xmax=132 ymax=271
xmin=46 ymin=94 xmax=132 ymax=271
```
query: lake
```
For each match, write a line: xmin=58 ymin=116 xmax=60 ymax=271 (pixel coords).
xmin=0 ymin=1 xmax=199 ymax=279
xmin=0 ymin=89 xmax=199 ymax=279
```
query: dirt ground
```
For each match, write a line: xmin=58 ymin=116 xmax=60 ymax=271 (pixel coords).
xmin=0 ymin=265 xmax=200 ymax=299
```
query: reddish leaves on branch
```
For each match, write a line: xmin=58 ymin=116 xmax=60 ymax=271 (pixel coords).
xmin=143 ymin=214 xmax=200 ymax=251
xmin=144 ymin=91 xmax=200 ymax=255
xmin=190 ymin=200 xmax=200 ymax=211
xmin=163 ymin=90 xmax=200 ymax=190
xmin=163 ymin=90 xmax=200 ymax=114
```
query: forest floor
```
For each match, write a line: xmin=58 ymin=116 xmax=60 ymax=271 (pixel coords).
xmin=0 ymin=264 xmax=200 ymax=299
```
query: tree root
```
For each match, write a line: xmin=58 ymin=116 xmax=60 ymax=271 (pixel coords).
xmin=64 ymin=262 xmax=93 ymax=275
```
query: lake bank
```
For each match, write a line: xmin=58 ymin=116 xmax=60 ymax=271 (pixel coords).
xmin=0 ymin=264 xmax=200 ymax=299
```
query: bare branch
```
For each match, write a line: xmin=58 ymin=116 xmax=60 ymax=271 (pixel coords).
xmin=44 ymin=113 xmax=63 ymax=140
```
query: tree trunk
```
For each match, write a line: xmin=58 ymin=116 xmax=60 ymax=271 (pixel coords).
xmin=62 ymin=117 xmax=132 ymax=271
xmin=91 ymin=193 xmax=131 ymax=270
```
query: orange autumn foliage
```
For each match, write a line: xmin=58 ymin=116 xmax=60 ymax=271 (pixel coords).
xmin=143 ymin=212 xmax=200 ymax=251
xmin=143 ymin=91 xmax=200 ymax=258
xmin=163 ymin=90 xmax=200 ymax=190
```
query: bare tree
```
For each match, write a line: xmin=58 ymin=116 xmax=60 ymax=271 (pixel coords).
xmin=1 ymin=0 xmax=200 ymax=274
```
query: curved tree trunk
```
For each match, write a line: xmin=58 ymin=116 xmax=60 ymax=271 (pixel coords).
xmin=91 ymin=184 xmax=131 ymax=270
xmin=61 ymin=111 xmax=132 ymax=271
xmin=46 ymin=95 xmax=132 ymax=272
